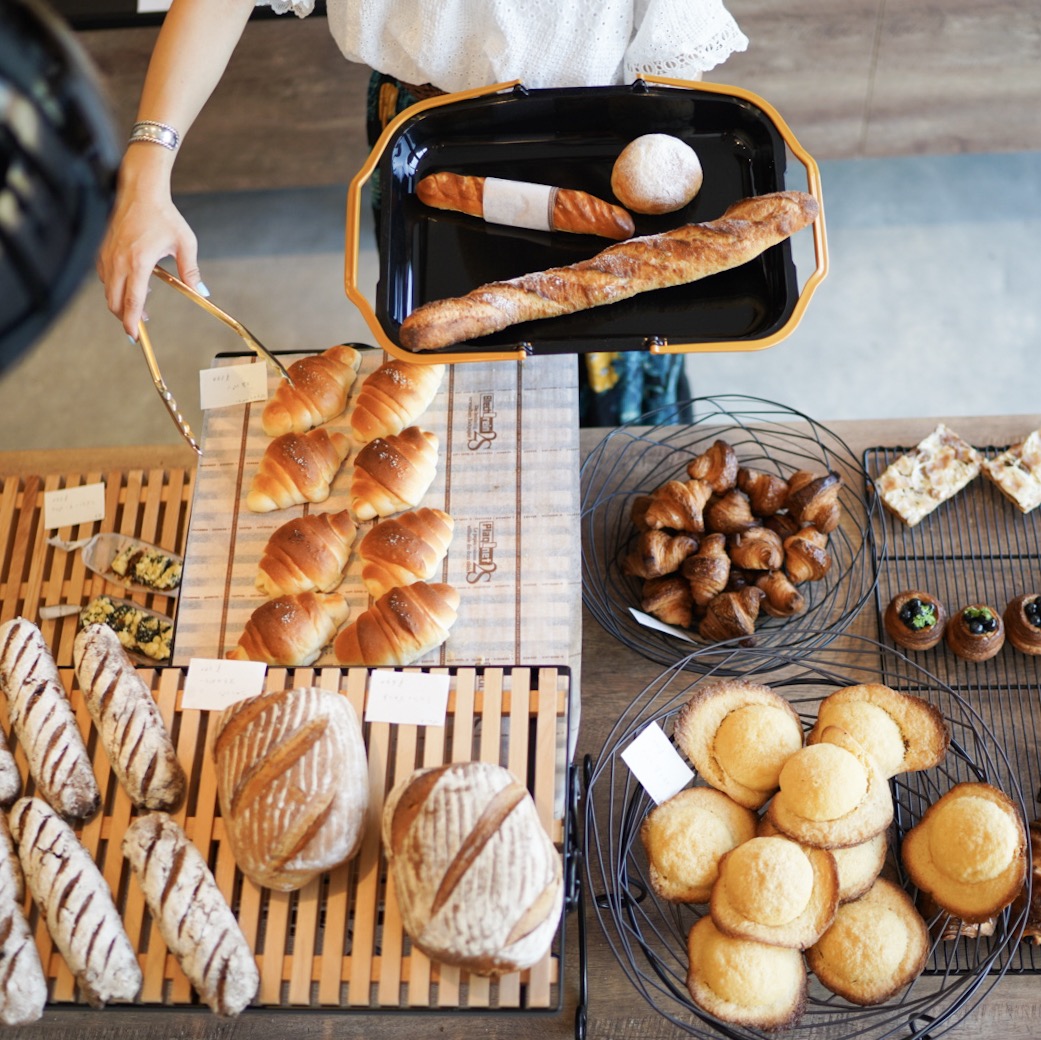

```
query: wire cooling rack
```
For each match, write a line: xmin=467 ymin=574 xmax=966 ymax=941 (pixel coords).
xmin=865 ymin=441 xmax=1041 ymax=974
xmin=581 ymin=396 xmax=883 ymax=674
xmin=582 ymin=637 xmax=1029 ymax=1040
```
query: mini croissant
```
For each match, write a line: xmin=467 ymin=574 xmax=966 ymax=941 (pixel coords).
xmin=756 ymin=569 xmax=808 ymax=618
xmin=737 ymin=467 xmax=790 ymax=516
xmin=350 ymin=360 xmax=445 ymax=442
xmin=350 ymin=426 xmax=439 ymax=521
xmin=680 ymin=532 xmax=731 ymax=607
xmin=227 ymin=591 xmax=350 ymax=666
xmin=640 ymin=575 xmax=694 ymax=628
xmin=622 ymin=530 xmax=699 ymax=580
xmin=256 ymin=509 xmax=358 ymax=597
xmin=728 ymin=526 xmax=784 ymax=572
xmin=699 ymin=586 xmax=765 ymax=645
xmin=704 ymin=488 xmax=758 ymax=535
xmin=333 ymin=581 xmax=459 ymax=667
xmin=358 ymin=507 xmax=455 ymax=598
xmin=643 ymin=479 xmax=712 ymax=533
xmin=246 ymin=428 xmax=350 ymax=513
xmin=687 ymin=439 xmax=738 ymax=494
xmin=784 ymin=526 xmax=832 ymax=584
xmin=261 ymin=344 xmax=362 ymax=436
xmin=786 ymin=470 xmax=843 ymax=533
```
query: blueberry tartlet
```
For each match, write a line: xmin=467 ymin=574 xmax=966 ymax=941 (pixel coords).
xmin=1004 ymin=594 xmax=1041 ymax=655
xmin=945 ymin=603 xmax=1005 ymax=662
xmin=884 ymin=590 xmax=947 ymax=651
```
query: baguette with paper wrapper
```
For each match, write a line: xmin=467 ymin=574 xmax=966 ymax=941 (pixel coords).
xmin=416 ymin=172 xmax=635 ymax=240
xmin=399 ymin=190 xmax=818 ymax=352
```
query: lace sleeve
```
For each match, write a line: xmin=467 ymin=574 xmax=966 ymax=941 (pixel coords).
xmin=255 ymin=0 xmax=315 ymax=16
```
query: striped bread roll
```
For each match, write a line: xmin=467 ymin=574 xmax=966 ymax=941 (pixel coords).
xmin=73 ymin=624 xmax=186 ymax=811
xmin=0 ymin=617 xmax=100 ymax=820
xmin=122 ymin=813 xmax=258 ymax=1016
xmin=0 ymin=812 xmax=46 ymax=1026
xmin=382 ymin=761 xmax=563 ymax=975
xmin=10 ymin=797 xmax=141 ymax=1007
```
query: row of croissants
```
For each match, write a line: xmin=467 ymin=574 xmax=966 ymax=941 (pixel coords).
xmin=225 ymin=346 xmax=460 ymax=668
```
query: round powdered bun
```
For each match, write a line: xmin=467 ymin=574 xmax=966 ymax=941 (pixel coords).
xmin=640 ymin=786 xmax=758 ymax=903
xmin=806 ymin=683 xmax=950 ymax=778
xmin=673 ymin=679 xmax=804 ymax=810
xmin=807 ymin=877 xmax=929 ymax=1006
xmin=766 ymin=726 xmax=893 ymax=849
xmin=902 ymin=781 xmax=1027 ymax=923
xmin=686 ymin=915 xmax=806 ymax=1031
xmin=610 ymin=133 xmax=703 ymax=215
xmin=759 ymin=815 xmax=887 ymax=904
xmin=710 ymin=835 xmax=839 ymax=950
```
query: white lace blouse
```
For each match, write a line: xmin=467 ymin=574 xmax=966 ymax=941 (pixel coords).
xmin=258 ymin=0 xmax=748 ymax=92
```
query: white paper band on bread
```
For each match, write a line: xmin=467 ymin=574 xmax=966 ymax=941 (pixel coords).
xmin=481 ymin=177 xmax=556 ymax=232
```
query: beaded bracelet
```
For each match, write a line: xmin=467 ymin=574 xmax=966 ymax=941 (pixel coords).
xmin=128 ymin=120 xmax=180 ymax=151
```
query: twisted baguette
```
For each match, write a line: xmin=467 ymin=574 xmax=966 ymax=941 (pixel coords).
xmin=399 ymin=190 xmax=818 ymax=352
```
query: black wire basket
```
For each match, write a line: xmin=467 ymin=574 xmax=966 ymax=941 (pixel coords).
xmin=582 ymin=635 xmax=1029 ymax=1040
xmin=581 ymin=395 xmax=883 ymax=673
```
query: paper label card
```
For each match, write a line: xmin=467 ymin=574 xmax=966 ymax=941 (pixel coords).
xmin=199 ymin=362 xmax=268 ymax=410
xmin=621 ymin=721 xmax=694 ymax=805
xmin=365 ymin=670 xmax=450 ymax=727
xmin=181 ymin=657 xmax=266 ymax=710
xmin=43 ymin=482 xmax=106 ymax=530
xmin=630 ymin=608 xmax=698 ymax=643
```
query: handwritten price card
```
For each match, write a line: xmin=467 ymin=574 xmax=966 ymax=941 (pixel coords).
xmin=43 ymin=482 xmax=106 ymax=530
xmin=364 ymin=670 xmax=450 ymax=727
xmin=181 ymin=657 xmax=267 ymax=710
xmin=199 ymin=362 xmax=268 ymax=410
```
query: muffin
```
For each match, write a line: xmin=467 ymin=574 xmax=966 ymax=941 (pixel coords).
xmin=883 ymin=590 xmax=947 ymax=651
xmin=946 ymin=602 xmax=1005 ymax=661
xmin=1005 ymin=593 xmax=1041 ymax=655
xmin=640 ymin=787 xmax=758 ymax=904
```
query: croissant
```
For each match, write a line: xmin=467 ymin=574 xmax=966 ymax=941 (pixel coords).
xmin=784 ymin=526 xmax=831 ymax=584
xmin=679 ymin=532 xmax=731 ymax=607
xmin=728 ymin=526 xmax=784 ymax=571
xmin=246 ymin=428 xmax=350 ymax=513
xmin=358 ymin=507 xmax=455 ymax=598
xmin=764 ymin=512 xmax=802 ymax=540
xmin=786 ymin=470 xmax=843 ymax=533
xmin=737 ymin=467 xmax=790 ymax=516
xmin=622 ymin=530 xmax=699 ymax=580
xmin=350 ymin=426 xmax=439 ymax=521
xmin=698 ymin=587 xmax=765 ymax=645
xmin=256 ymin=509 xmax=358 ymax=597
xmin=686 ymin=439 xmax=738 ymax=494
xmin=350 ymin=360 xmax=445 ymax=442
xmin=640 ymin=576 xmax=695 ymax=629
xmin=643 ymin=479 xmax=712 ymax=533
xmin=261 ymin=344 xmax=362 ymax=436
xmin=704 ymin=488 xmax=758 ymax=535
xmin=756 ymin=570 xmax=808 ymax=618
xmin=333 ymin=582 xmax=459 ymax=666
xmin=227 ymin=591 xmax=350 ymax=666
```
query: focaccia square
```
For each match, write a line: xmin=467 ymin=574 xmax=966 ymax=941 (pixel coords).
xmin=982 ymin=428 xmax=1041 ymax=514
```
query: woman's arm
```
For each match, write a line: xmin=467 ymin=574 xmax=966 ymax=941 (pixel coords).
xmin=97 ymin=0 xmax=256 ymax=336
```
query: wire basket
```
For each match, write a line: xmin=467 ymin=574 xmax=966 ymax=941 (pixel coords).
xmin=582 ymin=635 xmax=1029 ymax=1040
xmin=580 ymin=395 xmax=883 ymax=673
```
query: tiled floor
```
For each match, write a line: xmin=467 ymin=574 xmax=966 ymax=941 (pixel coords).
xmin=1 ymin=148 xmax=1038 ymax=452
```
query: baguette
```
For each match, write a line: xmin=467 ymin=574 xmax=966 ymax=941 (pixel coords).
xmin=73 ymin=623 xmax=186 ymax=811
xmin=0 ymin=617 xmax=100 ymax=820
xmin=399 ymin=190 xmax=819 ymax=352
xmin=10 ymin=797 xmax=142 ymax=1007
xmin=0 ymin=812 xmax=45 ymax=1026
xmin=122 ymin=813 xmax=259 ymax=1015
xmin=416 ymin=172 xmax=635 ymax=240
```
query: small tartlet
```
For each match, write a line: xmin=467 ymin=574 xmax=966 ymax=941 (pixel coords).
xmin=1004 ymin=593 xmax=1041 ymax=655
xmin=883 ymin=590 xmax=946 ymax=651
xmin=945 ymin=602 xmax=1005 ymax=661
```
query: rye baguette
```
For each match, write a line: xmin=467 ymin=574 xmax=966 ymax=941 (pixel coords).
xmin=398 ymin=190 xmax=818 ymax=352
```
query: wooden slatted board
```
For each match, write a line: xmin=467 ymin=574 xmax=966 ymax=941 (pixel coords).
xmin=0 ymin=664 xmax=568 ymax=1010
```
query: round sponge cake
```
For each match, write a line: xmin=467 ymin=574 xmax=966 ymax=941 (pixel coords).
xmin=807 ymin=877 xmax=929 ymax=1006
xmin=640 ymin=786 xmax=757 ymax=903
xmin=902 ymin=781 xmax=1027 ymax=923
xmin=611 ymin=133 xmax=703 ymax=215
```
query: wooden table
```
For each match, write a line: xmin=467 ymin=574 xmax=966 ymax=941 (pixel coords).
xmin=2 ymin=413 xmax=1040 ymax=1039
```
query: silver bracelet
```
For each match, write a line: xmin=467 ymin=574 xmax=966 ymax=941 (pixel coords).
xmin=128 ymin=120 xmax=180 ymax=151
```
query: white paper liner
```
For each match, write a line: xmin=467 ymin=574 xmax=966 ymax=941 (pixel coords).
xmin=481 ymin=177 xmax=556 ymax=232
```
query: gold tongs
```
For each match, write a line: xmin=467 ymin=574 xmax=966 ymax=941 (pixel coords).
xmin=136 ymin=265 xmax=294 ymax=454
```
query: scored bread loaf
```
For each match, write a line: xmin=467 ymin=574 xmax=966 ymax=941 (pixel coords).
xmin=261 ymin=344 xmax=361 ymax=437
xmin=333 ymin=581 xmax=459 ymax=667
xmin=122 ymin=813 xmax=259 ymax=1014
xmin=73 ymin=623 xmax=186 ymax=811
xmin=255 ymin=509 xmax=357 ymax=598
xmin=0 ymin=812 xmax=46 ymax=1026
xmin=0 ymin=617 xmax=100 ymax=820
xmin=246 ymin=428 xmax=350 ymax=513
xmin=399 ymin=190 xmax=819 ymax=352
xmin=382 ymin=761 xmax=563 ymax=975
xmin=357 ymin=507 xmax=454 ymax=599
xmin=213 ymin=687 xmax=369 ymax=891
xmin=10 ymin=797 xmax=141 ymax=1007
xmin=349 ymin=359 xmax=445 ymax=442
xmin=227 ymin=591 xmax=350 ymax=666
xmin=350 ymin=426 xmax=439 ymax=521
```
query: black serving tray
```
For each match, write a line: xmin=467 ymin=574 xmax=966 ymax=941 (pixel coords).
xmin=346 ymin=77 xmax=827 ymax=365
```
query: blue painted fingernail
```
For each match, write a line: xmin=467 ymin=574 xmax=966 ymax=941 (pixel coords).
xmin=195 ymin=281 xmax=211 ymax=297
xmin=128 ymin=334 xmax=138 ymax=345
